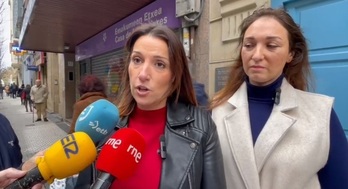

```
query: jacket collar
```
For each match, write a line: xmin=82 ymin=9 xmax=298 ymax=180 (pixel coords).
xmin=223 ymin=79 xmax=298 ymax=188
xmin=79 ymin=92 xmax=107 ymax=100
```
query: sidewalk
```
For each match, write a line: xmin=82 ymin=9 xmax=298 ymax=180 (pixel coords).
xmin=0 ymin=95 xmax=69 ymax=161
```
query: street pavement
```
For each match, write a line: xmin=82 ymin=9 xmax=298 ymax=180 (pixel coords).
xmin=0 ymin=95 xmax=69 ymax=161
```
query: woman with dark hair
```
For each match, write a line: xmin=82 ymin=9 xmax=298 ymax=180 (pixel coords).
xmin=75 ymin=24 xmax=226 ymax=189
xmin=211 ymin=8 xmax=348 ymax=189
xmin=69 ymin=74 xmax=107 ymax=134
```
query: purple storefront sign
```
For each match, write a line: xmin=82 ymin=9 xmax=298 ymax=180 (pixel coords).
xmin=76 ymin=0 xmax=181 ymax=61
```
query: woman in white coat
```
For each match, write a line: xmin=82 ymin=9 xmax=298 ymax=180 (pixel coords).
xmin=210 ymin=8 xmax=348 ymax=189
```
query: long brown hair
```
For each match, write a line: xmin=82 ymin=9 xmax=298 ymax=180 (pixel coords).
xmin=210 ymin=8 xmax=312 ymax=109
xmin=116 ymin=24 xmax=197 ymax=117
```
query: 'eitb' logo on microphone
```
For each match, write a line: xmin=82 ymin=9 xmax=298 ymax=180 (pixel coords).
xmin=105 ymin=138 xmax=142 ymax=163
xmin=78 ymin=105 xmax=108 ymax=135
xmin=78 ymin=105 xmax=93 ymax=121
xmin=88 ymin=120 xmax=108 ymax=135
xmin=60 ymin=134 xmax=79 ymax=159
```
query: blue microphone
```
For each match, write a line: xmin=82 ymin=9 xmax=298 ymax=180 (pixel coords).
xmin=75 ymin=99 xmax=119 ymax=144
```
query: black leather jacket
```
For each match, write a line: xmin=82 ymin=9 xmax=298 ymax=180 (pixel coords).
xmin=75 ymin=102 xmax=226 ymax=189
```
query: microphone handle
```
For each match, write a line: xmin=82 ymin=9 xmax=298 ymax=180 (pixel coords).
xmin=5 ymin=167 xmax=44 ymax=189
xmin=90 ymin=172 xmax=115 ymax=189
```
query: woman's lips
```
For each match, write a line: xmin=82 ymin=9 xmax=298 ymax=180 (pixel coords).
xmin=136 ymin=86 xmax=150 ymax=96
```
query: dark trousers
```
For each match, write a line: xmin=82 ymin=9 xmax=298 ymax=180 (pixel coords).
xmin=24 ymin=99 xmax=33 ymax=112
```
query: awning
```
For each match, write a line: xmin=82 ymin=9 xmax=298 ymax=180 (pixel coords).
xmin=19 ymin=0 xmax=155 ymax=53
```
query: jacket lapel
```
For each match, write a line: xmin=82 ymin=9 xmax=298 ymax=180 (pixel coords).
xmin=254 ymin=80 xmax=298 ymax=172
xmin=223 ymin=83 xmax=261 ymax=189
xmin=160 ymin=102 xmax=198 ymax=189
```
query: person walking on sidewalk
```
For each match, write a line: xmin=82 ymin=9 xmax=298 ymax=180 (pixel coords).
xmin=23 ymin=84 xmax=33 ymax=112
xmin=18 ymin=84 xmax=25 ymax=105
xmin=30 ymin=79 xmax=49 ymax=122
xmin=0 ymin=84 xmax=4 ymax=99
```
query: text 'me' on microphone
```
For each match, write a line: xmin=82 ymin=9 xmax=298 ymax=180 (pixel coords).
xmin=75 ymin=99 xmax=120 ymax=144
xmin=90 ymin=128 xmax=146 ymax=189
xmin=5 ymin=132 xmax=97 ymax=189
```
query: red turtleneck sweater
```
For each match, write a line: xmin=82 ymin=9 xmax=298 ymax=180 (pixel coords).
xmin=111 ymin=106 xmax=166 ymax=189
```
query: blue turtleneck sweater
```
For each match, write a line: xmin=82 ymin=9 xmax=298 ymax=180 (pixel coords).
xmin=247 ymin=75 xmax=283 ymax=144
xmin=246 ymin=75 xmax=348 ymax=189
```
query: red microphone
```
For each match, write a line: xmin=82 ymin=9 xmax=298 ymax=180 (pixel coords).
xmin=91 ymin=128 xmax=146 ymax=189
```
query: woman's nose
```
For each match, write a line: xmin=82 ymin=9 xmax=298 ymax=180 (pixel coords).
xmin=252 ymin=45 xmax=264 ymax=62
xmin=138 ymin=63 xmax=150 ymax=81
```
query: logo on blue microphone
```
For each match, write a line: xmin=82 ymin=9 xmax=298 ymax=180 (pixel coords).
xmin=79 ymin=105 xmax=94 ymax=121
xmin=89 ymin=120 xmax=108 ymax=135
xmin=76 ymin=99 xmax=120 ymax=143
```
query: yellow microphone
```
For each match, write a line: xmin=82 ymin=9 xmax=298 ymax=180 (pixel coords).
xmin=5 ymin=132 xmax=97 ymax=189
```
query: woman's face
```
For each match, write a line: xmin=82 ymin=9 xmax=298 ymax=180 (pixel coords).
xmin=241 ymin=16 xmax=293 ymax=86
xmin=128 ymin=35 xmax=173 ymax=110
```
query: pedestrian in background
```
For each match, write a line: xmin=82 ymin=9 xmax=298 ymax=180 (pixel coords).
xmin=12 ymin=83 xmax=18 ymax=99
xmin=5 ymin=84 xmax=10 ymax=97
xmin=30 ymin=79 xmax=49 ymax=122
xmin=187 ymin=57 xmax=209 ymax=108
xmin=0 ymin=84 xmax=4 ymax=99
xmin=18 ymin=84 xmax=25 ymax=105
xmin=210 ymin=8 xmax=348 ymax=189
xmin=68 ymin=74 xmax=107 ymax=134
xmin=23 ymin=84 xmax=33 ymax=112
xmin=9 ymin=83 xmax=15 ymax=98
xmin=193 ymin=82 xmax=209 ymax=108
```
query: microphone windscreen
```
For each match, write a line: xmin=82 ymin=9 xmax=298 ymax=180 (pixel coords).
xmin=41 ymin=132 xmax=97 ymax=180
xmin=75 ymin=99 xmax=119 ymax=144
xmin=96 ymin=128 xmax=146 ymax=180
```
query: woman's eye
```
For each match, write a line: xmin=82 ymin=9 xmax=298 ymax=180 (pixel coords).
xmin=267 ymin=44 xmax=278 ymax=49
xmin=155 ymin=62 xmax=166 ymax=69
xmin=243 ymin=43 xmax=254 ymax=48
xmin=132 ymin=57 xmax=142 ymax=64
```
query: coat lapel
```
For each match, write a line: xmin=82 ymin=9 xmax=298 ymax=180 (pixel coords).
xmin=254 ymin=80 xmax=298 ymax=172
xmin=220 ymin=80 xmax=299 ymax=188
xmin=223 ymin=83 xmax=261 ymax=189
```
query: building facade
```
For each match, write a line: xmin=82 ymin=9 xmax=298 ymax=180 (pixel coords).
xmin=8 ymin=0 xmax=23 ymax=86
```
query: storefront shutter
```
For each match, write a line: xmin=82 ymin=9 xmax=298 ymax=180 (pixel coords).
xmin=91 ymin=48 xmax=127 ymax=100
